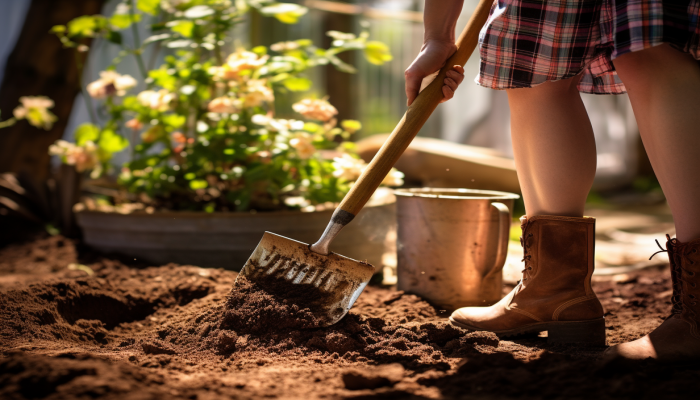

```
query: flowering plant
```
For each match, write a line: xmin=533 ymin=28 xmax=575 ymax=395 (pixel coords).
xmin=0 ymin=96 xmax=57 ymax=130
xmin=48 ymin=0 xmax=400 ymax=212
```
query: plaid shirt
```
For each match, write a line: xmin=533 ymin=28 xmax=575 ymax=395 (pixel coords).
xmin=476 ymin=0 xmax=700 ymax=94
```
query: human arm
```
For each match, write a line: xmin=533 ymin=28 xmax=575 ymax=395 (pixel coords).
xmin=405 ymin=0 xmax=466 ymax=106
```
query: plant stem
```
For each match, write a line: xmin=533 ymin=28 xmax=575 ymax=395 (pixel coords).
xmin=0 ymin=117 xmax=17 ymax=129
xmin=213 ymin=11 xmax=224 ymax=65
xmin=129 ymin=0 xmax=149 ymax=79
xmin=75 ymin=50 xmax=99 ymax=125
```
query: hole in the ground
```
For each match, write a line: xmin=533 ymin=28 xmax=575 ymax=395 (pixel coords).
xmin=56 ymin=294 xmax=156 ymax=329
xmin=172 ymin=282 xmax=214 ymax=306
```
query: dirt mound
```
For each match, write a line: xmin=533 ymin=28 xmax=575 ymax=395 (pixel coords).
xmin=221 ymin=276 xmax=319 ymax=333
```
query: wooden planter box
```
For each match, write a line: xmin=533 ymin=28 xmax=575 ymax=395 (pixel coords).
xmin=76 ymin=189 xmax=396 ymax=271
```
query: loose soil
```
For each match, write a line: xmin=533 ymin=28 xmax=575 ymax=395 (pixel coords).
xmin=1 ymin=235 xmax=699 ymax=399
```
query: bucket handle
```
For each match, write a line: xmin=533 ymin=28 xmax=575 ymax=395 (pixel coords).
xmin=485 ymin=202 xmax=511 ymax=278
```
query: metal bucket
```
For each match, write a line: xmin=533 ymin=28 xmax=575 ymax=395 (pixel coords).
xmin=395 ymin=188 xmax=519 ymax=310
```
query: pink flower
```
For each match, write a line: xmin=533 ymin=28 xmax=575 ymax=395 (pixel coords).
xmin=48 ymin=140 xmax=99 ymax=173
xmin=290 ymin=133 xmax=316 ymax=159
xmin=87 ymin=71 xmax=137 ymax=99
xmin=241 ymin=79 xmax=274 ymax=108
xmin=210 ymin=50 xmax=269 ymax=81
xmin=292 ymin=99 xmax=338 ymax=122
xmin=13 ymin=96 xmax=57 ymax=130
xmin=137 ymin=90 xmax=174 ymax=111
xmin=208 ymin=97 xmax=239 ymax=114
xmin=125 ymin=118 xmax=143 ymax=131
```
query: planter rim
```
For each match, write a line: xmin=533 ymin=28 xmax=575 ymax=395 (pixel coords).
xmin=76 ymin=188 xmax=395 ymax=218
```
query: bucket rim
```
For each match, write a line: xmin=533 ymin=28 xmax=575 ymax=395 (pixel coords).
xmin=393 ymin=187 xmax=520 ymax=200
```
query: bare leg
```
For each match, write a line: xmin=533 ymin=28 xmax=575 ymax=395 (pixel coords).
xmin=613 ymin=44 xmax=700 ymax=242
xmin=451 ymin=77 xmax=605 ymax=343
xmin=605 ymin=44 xmax=700 ymax=362
xmin=507 ymin=76 xmax=597 ymax=217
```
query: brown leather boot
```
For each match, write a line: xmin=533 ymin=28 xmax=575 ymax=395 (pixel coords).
xmin=605 ymin=235 xmax=700 ymax=362
xmin=449 ymin=215 xmax=606 ymax=345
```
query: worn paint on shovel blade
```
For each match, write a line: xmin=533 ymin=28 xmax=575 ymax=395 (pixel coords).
xmin=235 ymin=232 xmax=375 ymax=327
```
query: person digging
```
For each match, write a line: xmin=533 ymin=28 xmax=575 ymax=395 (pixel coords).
xmin=405 ymin=0 xmax=700 ymax=363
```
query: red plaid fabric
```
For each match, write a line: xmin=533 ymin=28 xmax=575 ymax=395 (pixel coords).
xmin=476 ymin=0 xmax=700 ymax=94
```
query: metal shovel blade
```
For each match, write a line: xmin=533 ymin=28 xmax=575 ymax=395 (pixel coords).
xmin=234 ymin=232 xmax=376 ymax=327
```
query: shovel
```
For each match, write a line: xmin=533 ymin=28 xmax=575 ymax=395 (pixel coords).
xmin=235 ymin=0 xmax=494 ymax=327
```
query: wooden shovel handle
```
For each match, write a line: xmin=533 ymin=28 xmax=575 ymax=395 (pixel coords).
xmin=337 ymin=0 xmax=494 ymax=216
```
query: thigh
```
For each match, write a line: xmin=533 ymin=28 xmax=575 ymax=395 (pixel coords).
xmin=613 ymin=44 xmax=700 ymax=92
xmin=506 ymin=75 xmax=583 ymax=113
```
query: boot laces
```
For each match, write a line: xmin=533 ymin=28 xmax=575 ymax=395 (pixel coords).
xmin=519 ymin=232 xmax=534 ymax=283
xmin=649 ymin=234 xmax=698 ymax=317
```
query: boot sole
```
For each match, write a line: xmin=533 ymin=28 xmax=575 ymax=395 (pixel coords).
xmin=448 ymin=317 xmax=606 ymax=346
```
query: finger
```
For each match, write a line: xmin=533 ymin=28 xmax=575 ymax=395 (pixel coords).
xmin=453 ymin=65 xmax=464 ymax=75
xmin=446 ymin=69 xmax=465 ymax=85
xmin=440 ymin=85 xmax=454 ymax=103
xmin=444 ymin=77 xmax=458 ymax=92
xmin=406 ymin=73 xmax=421 ymax=106
xmin=405 ymin=69 xmax=423 ymax=106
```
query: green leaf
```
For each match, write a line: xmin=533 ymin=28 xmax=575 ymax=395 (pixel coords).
xmin=259 ymin=3 xmax=308 ymax=24
xmin=252 ymin=45 xmax=267 ymax=55
xmin=170 ymin=20 xmax=194 ymax=38
xmin=50 ymin=25 xmax=66 ymax=34
xmin=303 ymin=122 xmax=320 ymax=133
xmin=341 ymin=119 xmax=362 ymax=132
xmin=162 ymin=114 xmax=186 ymax=129
xmin=184 ymin=172 xmax=196 ymax=180
xmin=166 ymin=39 xmax=193 ymax=48
xmin=144 ymin=33 xmax=172 ymax=44
xmin=364 ymin=41 xmax=393 ymax=65
xmin=106 ymin=31 xmax=123 ymax=45
xmin=67 ymin=15 xmax=106 ymax=38
xmin=189 ymin=179 xmax=208 ymax=189
xmin=74 ymin=123 xmax=100 ymax=146
xmin=109 ymin=13 xmax=141 ymax=30
xmin=149 ymin=68 xmax=177 ymax=90
xmin=184 ymin=5 xmax=215 ymax=19
xmin=326 ymin=53 xmax=357 ymax=73
xmin=98 ymin=129 xmax=129 ymax=154
xmin=327 ymin=31 xmax=355 ymax=41
xmin=282 ymin=76 xmax=311 ymax=91
xmin=137 ymin=0 xmax=160 ymax=15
